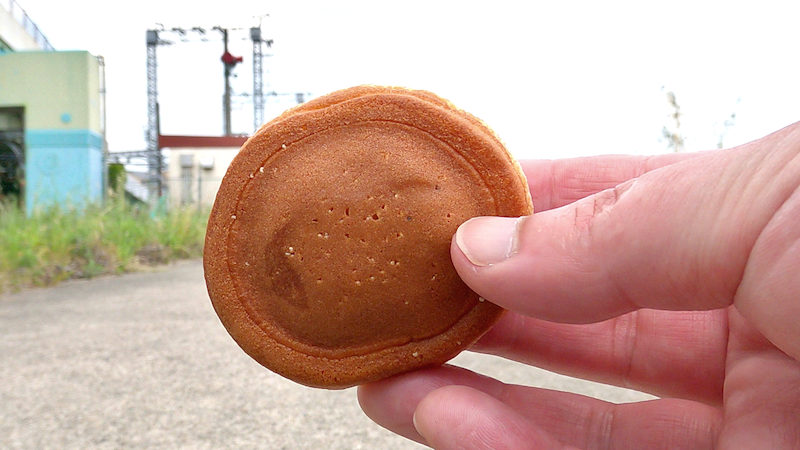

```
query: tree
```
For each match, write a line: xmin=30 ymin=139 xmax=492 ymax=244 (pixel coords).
xmin=662 ymin=90 xmax=685 ymax=153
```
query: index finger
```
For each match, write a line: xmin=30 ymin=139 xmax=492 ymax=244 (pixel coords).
xmin=521 ymin=152 xmax=701 ymax=212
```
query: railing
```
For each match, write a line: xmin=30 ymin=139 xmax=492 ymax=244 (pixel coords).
xmin=1 ymin=0 xmax=54 ymax=51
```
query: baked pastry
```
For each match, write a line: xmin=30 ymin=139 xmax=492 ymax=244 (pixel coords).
xmin=204 ymin=86 xmax=532 ymax=388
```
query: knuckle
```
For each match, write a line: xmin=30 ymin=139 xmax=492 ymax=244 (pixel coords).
xmin=572 ymin=179 xmax=636 ymax=242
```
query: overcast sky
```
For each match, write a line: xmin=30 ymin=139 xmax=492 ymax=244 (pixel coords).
xmin=15 ymin=0 xmax=800 ymax=160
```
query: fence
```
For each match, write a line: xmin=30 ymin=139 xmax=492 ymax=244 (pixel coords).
xmin=165 ymin=173 xmax=224 ymax=208
xmin=118 ymin=174 xmax=223 ymax=209
xmin=1 ymin=0 xmax=54 ymax=51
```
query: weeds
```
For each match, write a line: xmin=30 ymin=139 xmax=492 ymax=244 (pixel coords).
xmin=0 ymin=197 xmax=208 ymax=294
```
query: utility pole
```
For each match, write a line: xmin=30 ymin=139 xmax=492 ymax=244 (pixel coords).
xmin=216 ymin=27 xmax=243 ymax=136
xmin=221 ymin=28 xmax=232 ymax=136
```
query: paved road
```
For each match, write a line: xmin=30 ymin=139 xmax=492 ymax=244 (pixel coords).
xmin=1 ymin=260 xmax=652 ymax=449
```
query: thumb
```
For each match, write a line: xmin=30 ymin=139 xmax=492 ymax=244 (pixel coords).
xmin=451 ymin=125 xmax=800 ymax=324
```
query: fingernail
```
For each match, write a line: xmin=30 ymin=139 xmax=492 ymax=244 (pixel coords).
xmin=455 ymin=216 xmax=522 ymax=266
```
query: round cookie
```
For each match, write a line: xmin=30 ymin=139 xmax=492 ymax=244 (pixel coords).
xmin=204 ymin=86 xmax=532 ymax=388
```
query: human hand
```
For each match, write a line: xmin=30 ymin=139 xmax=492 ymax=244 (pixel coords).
xmin=358 ymin=122 xmax=800 ymax=449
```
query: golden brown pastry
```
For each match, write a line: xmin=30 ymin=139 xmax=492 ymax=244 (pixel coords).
xmin=204 ymin=86 xmax=532 ymax=388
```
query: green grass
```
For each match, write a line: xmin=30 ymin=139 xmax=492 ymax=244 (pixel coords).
xmin=0 ymin=197 xmax=209 ymax=294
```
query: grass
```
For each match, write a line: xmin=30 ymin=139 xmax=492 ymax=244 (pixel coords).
xmin=0 ymin=196 xmax=209 ymax=294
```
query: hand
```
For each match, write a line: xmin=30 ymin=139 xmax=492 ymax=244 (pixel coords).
xmin=358 ymin=122 xmax=800 ymax=449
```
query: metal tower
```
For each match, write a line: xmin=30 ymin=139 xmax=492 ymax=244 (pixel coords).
xmin=145 ymin=29 xmax=164 ymax=200
xmin=250 ymin=27 xmax=273 ymax=131
xmin=251 ymin=27 xmax=264 ymax=132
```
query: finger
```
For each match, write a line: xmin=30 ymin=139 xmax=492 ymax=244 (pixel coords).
xmin=417 ymin=384 xmax=720 ymax=450
xmin=413 ymin=385 xmax=561 ymax=449
xmin=719 ymin=309 xmax=800 ymax=448
xmin=453 ymin=126 xmax=800 ymax=323
xmin=472 ymin=308 xmax=728 ymax=405
xmin=359 ymin=365 xmax=721 ymax=449
xmin=358 ymin=365 xmax=492 ymax=445
xmin=519 ymin=152 xmax=700 ymax=212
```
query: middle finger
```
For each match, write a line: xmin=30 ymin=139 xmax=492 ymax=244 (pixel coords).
xmin=472 ymin=308 xmax=728 ymax=405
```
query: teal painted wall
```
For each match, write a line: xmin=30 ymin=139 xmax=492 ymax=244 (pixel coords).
xmin=24 ymin=129 xmax=103 ymax=212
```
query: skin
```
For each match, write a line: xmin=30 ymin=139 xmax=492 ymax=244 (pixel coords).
xmin=357 ymin=122 xmax=800 ymax=449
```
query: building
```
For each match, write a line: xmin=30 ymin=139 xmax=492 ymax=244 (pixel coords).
xmin=0 ymin=0 xmax=105 ymax=212
xmin=160 ymin=135 xmax=246 ymax=207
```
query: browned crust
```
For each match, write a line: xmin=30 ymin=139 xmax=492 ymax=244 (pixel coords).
xmin=204 ymin=86 xmax=532 ymax=388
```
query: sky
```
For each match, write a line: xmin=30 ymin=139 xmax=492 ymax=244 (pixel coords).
xmin=13 ymin=0 xmax=800 ymax=160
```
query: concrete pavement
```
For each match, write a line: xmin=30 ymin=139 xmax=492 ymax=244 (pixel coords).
xmin=0 ymin=260 xmax=652 ymax=449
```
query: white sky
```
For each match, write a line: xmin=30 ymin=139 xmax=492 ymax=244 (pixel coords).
xmin=15 ymin=0 xmax=800 ymax=160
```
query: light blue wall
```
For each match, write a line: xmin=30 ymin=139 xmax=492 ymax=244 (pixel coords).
xmin=25 ymin=129 xmax=103 ymax=212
